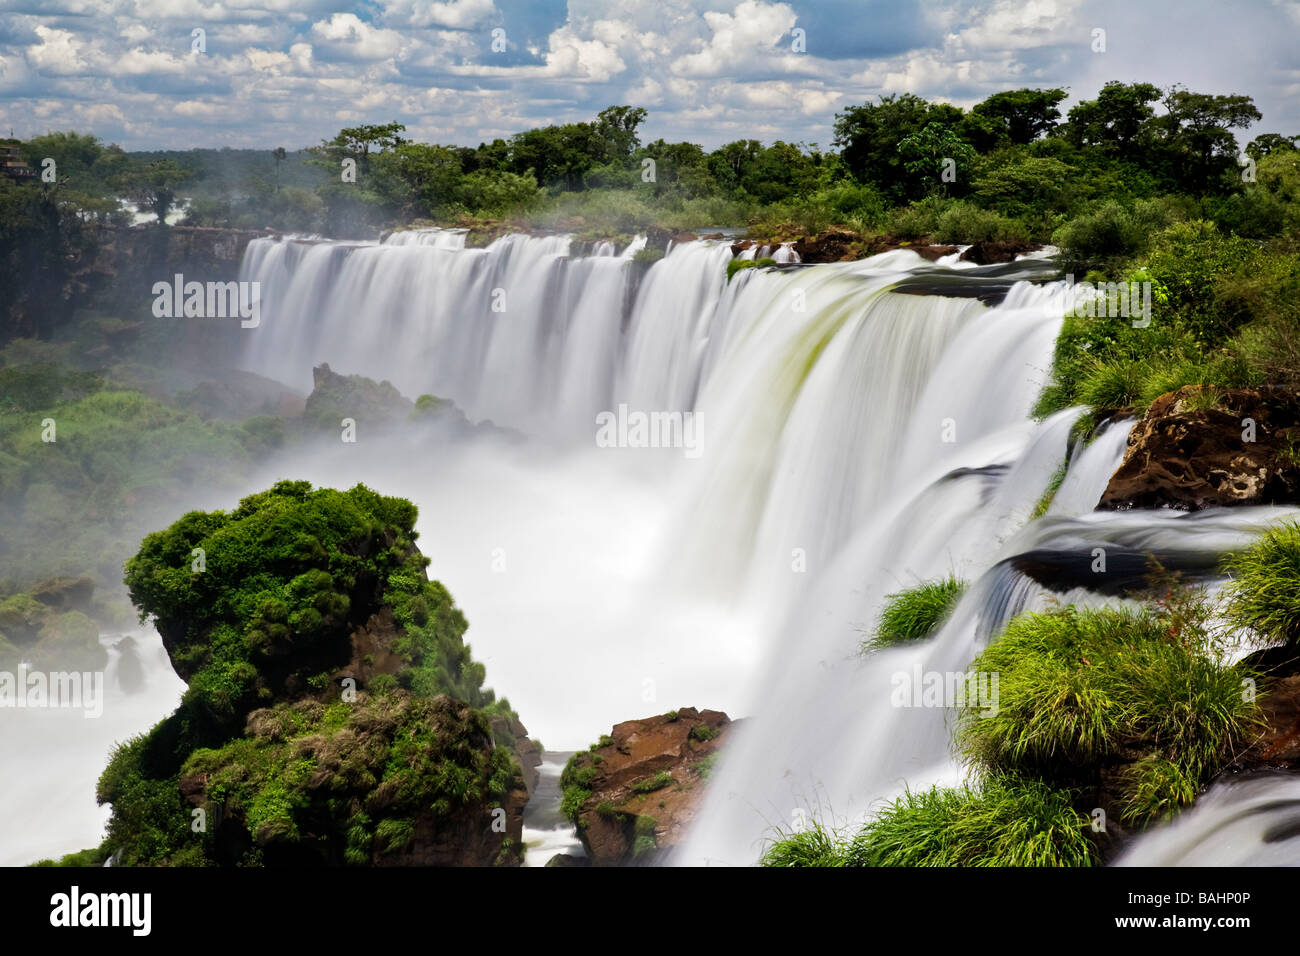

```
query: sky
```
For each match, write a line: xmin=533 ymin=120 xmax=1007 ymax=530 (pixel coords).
xmin=1 ymin=0 xmax=1297 ymax=152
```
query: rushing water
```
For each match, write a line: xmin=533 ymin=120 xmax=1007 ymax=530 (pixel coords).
xmin=15 ymin=226 xmax=1290 ymax=867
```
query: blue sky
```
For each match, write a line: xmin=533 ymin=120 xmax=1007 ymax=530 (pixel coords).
xmin=1 ymin=0 xmax=1297 ymax=151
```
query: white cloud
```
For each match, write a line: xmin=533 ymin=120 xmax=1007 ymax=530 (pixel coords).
xmin=671 ymin=0 xmax=797 ymax=77
xmin=309 ymin=13 xmax=404 ymax=61
xmin=26 ymin=25 xmax=88 ymax=75
xmin=383 ymin=0 xmax=497 ymax=29
xmin=115 ymin=47 xmax=189 ymax=75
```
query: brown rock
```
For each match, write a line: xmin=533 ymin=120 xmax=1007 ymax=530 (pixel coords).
xmin=1098 ymin=386 xmax=1300 ymax=511
xmin=959 ymin=239 xmax=1037 ymax=264
xmin=563 ymin=707 xmax=736 ymax=866
xmin=1236 ymin=646 xmax=1300 ymax=769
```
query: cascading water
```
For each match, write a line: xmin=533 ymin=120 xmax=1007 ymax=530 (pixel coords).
xmin=232 ymin=227 xmax=1300 ymax=866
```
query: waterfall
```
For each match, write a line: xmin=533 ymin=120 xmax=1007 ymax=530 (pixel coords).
xmin=1115 ymin=773 xmax=1300 ymax=866
xmin=235 ymin=227 xmax=1299 ymax=866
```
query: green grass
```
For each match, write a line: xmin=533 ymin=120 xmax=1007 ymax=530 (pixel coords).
xmin=864 ymin=577 xmax=968 ymax=651
xmin=760 ymin=775 xmax=1097 ymax=867
xmin=846 ymin=776 xmax=1097 ymax=867
xmin=688 ymin=724 xmax=719 ymax=743
xmin=1030 ymin=460 xmax=1070 ymax=519
xmin=630 ymin=771 xmax=673 ymax=794
xmin=760 ymin=819 xmax=848 ymax=867
xmin=1223 ymin=521 xmax=1300 ymax=646
xmin=956 ymin=604 xmax=1259 ymax=824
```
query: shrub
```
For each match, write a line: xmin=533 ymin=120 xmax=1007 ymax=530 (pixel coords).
xmin=956 ymin=604 xmax=1258 ymax=823
xmin=1224 ymin=521 xmax=1300 ymax=645
xmin=760 ymin=820 xmax=848 ymax=867
xmin=688 ymin=724 xmax=719 ymax=743
xmin=846 ymin=776 xmax=1096 ymax=867
xmin=865 ymin=577 xmax=967 ymax=651
xmin=932 ymin=202 xmax=1029 ymax=244
xmin=631 ymin=771 xmax=672 ymax=794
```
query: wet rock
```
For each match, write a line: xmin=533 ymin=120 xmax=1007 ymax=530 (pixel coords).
xmin=562 ymin=707 xmax=736 ymax=866
xmin=1098 ymin=386 xmax=1300 ymax=511
xmin=959 ymin=239 xmax=1037 ymax=264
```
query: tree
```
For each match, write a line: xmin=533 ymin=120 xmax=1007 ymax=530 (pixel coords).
xmin=310 ymin=122 xmax=407 ymax=175
xmin=897 ymin=122 xmax=976 ymax=197
xmin=972 ymin=88 xmax=1068 ymax=145
xmin=1062 ymin=82 xmax=1162 ymax=158
xmin=833 ymin=94 xmax=967 ymax=201
xmin=594 ymin=105 xmax=647 ymax=163
xmin=272 ymin=147 xmax=286 ymax=192
xmin=1148 ymin=87 xmax=1262 ymax=192
xmin=1246 ymin=133 xmax=1299 ymax=161
xmin=112 ymin=159 xmax=197 ymax=224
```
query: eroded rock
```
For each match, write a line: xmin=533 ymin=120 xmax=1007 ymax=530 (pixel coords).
xmin=561 ymin=707 xmax=736 ymax=866
xmin=1098 ymin=386 xmax=1300 ymax=511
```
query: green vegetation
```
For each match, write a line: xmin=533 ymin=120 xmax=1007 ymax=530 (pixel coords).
xmin=1223 ymin=521 xmax=1300 ymax=645
xmin=864 ymin=577 xmax=968 ymax=651
xmin=93 ymin=480 xmax=522 ymax=866
xmin=630 ymin=771 xmax=673 ymax=794
xmin=1030 ymin=460 xmax=1070 ymax=519
xmin=690 ymin=753 xmax=719 ymax=781
xmin=843 ymin=777 xmax=1097 ymax=867
xmin=688 ymin=724 xmax=719 ymax=743
xmin=762 ymin=775 xmax=1100 ymax=868
xmin=957 ymin=603 xmax=1257 ymax=824
xmin=123 ymin=480 xmax=499 ymax=727
xmin=776 ymin=574 xmax=1267 ymax=866
xmin=726 ymin=257 xmax=777 ymax=281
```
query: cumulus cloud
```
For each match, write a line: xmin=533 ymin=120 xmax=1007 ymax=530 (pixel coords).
xmin=309 ymin=13 xmax=405 ymax=61
xmin=26 ymin=25 xmax=89 ymax=75
xmin=670 ymin=0 xmax=797 ymax=77
xmin=0 ymin=0 xmax=1294 ymax=151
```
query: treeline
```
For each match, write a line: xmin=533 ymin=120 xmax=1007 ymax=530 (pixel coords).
xmin=177 ymin=82 xmax=1296 ymax=241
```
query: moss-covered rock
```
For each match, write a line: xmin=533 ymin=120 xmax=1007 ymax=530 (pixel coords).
xmin=100 ymin=479 xmax=531 ymax=866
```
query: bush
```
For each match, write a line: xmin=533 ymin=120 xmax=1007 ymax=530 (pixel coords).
xmin=631 ymin=771 xmax=672 ymax=794
xmin=956 ymin=604 xmax=1258 ymax=823
xmin=932 ymin=202 xmax=1028 ymax=244
xmin=846 ymin=776 xmax=1096 ymax=867
xmin=1051 ymin=197 xmax=1192 ymax=272
xmin=760 ymin=775 xmax=1096 ymax=867
xmin=1224 ymin=521 xmax=1300 ymax=645
xmin=761 ymin=819 xmax=849 ymax=867
xmin=865 ymin=577 xmax=967 ymax=650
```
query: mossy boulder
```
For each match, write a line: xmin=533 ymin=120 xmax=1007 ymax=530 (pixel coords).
xmin=99 ymin=479 xmax=531 ymax=866
xmin=174 ymin=691 xmax=526 ymax=866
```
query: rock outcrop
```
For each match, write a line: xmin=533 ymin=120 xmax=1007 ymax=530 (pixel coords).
xmin=99 ymin=480 xmax=537 ymax=867
xmin=559 ymin=707 xmax=735 ymax=866
xmin=0 ymin=578 xmax=106 ymax=670
xmin=303 ymin=363 xmax=512 ymax=441
xmin=1098 ymin=386 xmax=1300 ymax=511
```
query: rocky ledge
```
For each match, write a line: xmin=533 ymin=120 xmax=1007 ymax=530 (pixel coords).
xmin=1099 ymin=386 xmax=1300 ymax=511
xmin=556 ymin=707 xmax=735 ymax=866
